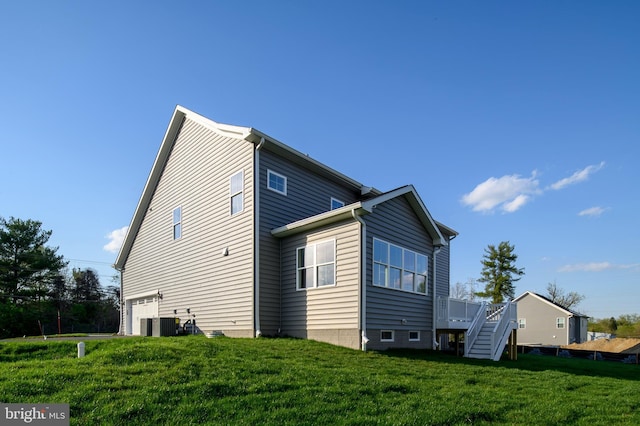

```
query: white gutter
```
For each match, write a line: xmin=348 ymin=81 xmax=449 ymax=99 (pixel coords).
xmin=254 ymin=137 xmax=266 ymax=337
xmin=432 ymin=245 xmax=443 ymax=349
xmin=352 ymin=209 xmax=369 ymax=351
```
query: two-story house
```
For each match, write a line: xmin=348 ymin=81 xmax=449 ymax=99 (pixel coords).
xmin=115 ymin=106 xmax=516 ymax=357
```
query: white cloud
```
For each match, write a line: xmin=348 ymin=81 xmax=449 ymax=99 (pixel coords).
xmin=461 ymin=172 xmax=541 ymax=213
xmin=558 ymin=262 xmax=640 ymax=272
xmin=462 ymin=161 xmax=606 ymax=214
xmin=578 ymin=206 xmax=607 ymax=217
xmin=103 ymin=226 xmax=128 ymax=253
xmin=549 ymin=161 xmax=605 ymax=190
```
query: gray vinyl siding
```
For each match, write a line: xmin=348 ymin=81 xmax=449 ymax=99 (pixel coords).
xmin=363 ymin=196 xmax=437 ymax=350
xmin=280 ymin=220 xmax=361 ymax=348
xmin=435 ymin=244 xmax=451 ymax=298
xmin=257 ymin=149 xmax=360 ymax=335
xmin=122 ymin=117 xmax=255 ymax=336
xmin=516 ymin=295 xmax=570 ymax=345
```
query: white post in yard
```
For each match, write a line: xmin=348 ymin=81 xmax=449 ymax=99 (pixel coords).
xmin=77 ymin=342 xmax=85 ymax=358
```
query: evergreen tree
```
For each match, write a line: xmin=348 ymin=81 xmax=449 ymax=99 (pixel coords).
xmin=0 ymin=217 xmax=66 ymax=303
xmin=476 ymin=241 xmax=524 ymax=303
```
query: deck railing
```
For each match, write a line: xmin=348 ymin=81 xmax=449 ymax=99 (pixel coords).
xmin=436 ymin=297 xmax=482 ymax=327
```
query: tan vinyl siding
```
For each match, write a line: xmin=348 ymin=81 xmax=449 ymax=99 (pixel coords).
xmin=122 ymin=117 xmax=255 ymax=336
xmin=258 ymin=149 xmax=361 ymax=335
xmin=364 ymin=196 xmax=436 ymax=350
xmin=280 ymin=220 xmax=361 ymax=348
xmin=516 ymin=294 xmax=571 ymax=345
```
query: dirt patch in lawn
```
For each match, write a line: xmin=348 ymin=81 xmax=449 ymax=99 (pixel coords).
xmin=564 ymin=338 xmax=640 ymax=354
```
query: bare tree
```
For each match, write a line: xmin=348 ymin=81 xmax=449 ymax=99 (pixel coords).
xmin=450 ymin=281 xmax=468 ymax=299
xmin=546 ymin=281 xmax=584 ymax=310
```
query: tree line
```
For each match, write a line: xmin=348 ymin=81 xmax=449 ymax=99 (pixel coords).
xmin=0 ymin=217 xmax=119 ymax=338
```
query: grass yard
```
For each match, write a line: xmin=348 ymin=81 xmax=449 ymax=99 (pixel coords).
xmin=0 ymin=336 xmax=638 ymax=425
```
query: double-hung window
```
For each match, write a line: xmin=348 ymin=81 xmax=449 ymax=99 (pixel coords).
xmin=172 ymin=206 xmax=182 ymax=240
xmin=267 ymin=169 xmax=287 ymax=195
xmin=297 ymin=240 xmax=335 ymax=290
xmin=373 ymin=238 xmax=428 ymax=294
xmin=556 ymin=317 xmax=565 ymax=329
xmin=230 ymin=171 xmax=244 ymax=215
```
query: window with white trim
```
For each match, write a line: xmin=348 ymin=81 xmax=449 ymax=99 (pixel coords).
xmin=380 ymin=330 xmax=394 ymax=342
xmin=331 ymin=197 xmax=345 ymax=210
xmin=556 ymin=317 xmax=565 ymax=329
xmin=230 ymin=170 xmax=244 ymax=215
xmin=296 ymin=240 xmax=336 ymax=290
xmin=518 ymin=319 xmax=526 ymax=329
xmin=172 ymin=206 xmax=182 ymax=240
xmin=409 ymin=331 xmax=420 ymax=341
xmin=267 ymin=169 xmax=287 ymax=195
xmin=373 ymin=238 xmax=428 ymax=294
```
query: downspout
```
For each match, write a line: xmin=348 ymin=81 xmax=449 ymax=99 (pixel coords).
xmin=432 ymin=245 xmax=443 ymax=349
xmin=254 ymin=137 xmax=266 ymax=337
xmin=113 ymin=265 xmax=124 ymax=335
xmin=352 ymin=209 xmax=368 ymax=351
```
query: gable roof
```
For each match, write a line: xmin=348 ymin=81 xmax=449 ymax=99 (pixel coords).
xmin=114 ymin=106 xmax=453 ymax=269
xmin=272 ymin=185 xmax=455 ymax=246
xmin=513 ymin=291 xmax=588 ymax=318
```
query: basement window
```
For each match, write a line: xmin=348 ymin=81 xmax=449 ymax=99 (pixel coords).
xmin=409 ymin=331 xmax=420 ymax=342
xmin=380 ymin=330 xmax=394 ymax=342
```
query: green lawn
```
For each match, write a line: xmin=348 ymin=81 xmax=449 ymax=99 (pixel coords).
xmin=0 ymin=336 xmax=638 ymax=425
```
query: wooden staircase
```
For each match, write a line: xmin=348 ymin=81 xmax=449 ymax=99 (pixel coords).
xmin=466 ymin=321 xmax=497 ymax=359
xmin=464 ymin=302 xmax=517 ymax=361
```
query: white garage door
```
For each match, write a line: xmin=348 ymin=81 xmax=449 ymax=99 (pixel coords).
xmin=130 ymin=297 xmax=159 ymax=335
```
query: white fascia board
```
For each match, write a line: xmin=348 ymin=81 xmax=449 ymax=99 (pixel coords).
xmin=115 ymin=106 xmax=253 ymax=269
xmin=178 ymin=105 xmax=252 ymax=139
xmin=115 ymin=107 xmax=187 ymax=269
xmin=515 ymin=292 xmax=581 ymax=317
xmin=271 ymin=203 xmax=367 ymax=238
xmin=125 ymin=290 xmax=162 ymax=301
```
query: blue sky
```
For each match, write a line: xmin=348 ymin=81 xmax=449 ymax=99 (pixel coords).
xmin=1 ymin=1 xmax=638 ymax=318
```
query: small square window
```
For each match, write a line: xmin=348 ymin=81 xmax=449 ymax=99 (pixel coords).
xmin=409 ymin=331 xmax=420 ymax=341
xmin=267 ymin=170 xmax=287 ymax=195
xmin=518 ymin=319 xmax=526 ymax=329
xmin=331 ymin=198 xmax=345 ymax=210
xmin=380 ymin=330 xmax=394 ymax=342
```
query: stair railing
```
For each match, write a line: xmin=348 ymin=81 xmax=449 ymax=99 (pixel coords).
xmin=464 ymin=301 xmax=487 ymax=357
xmin=490 ymin=301 xmax=517 ymax=361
